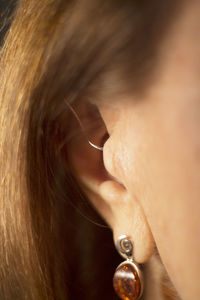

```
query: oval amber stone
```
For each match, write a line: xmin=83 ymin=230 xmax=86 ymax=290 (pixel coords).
xmin=113 ymin=263 xmax=141 ymax=300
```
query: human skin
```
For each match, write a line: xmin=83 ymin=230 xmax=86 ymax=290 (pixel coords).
xmin=67 ymin=2 xmax=200 ymax=299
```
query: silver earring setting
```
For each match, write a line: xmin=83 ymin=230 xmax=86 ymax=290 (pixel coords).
xmin=113 ymin=235 xmax=144 ymax=300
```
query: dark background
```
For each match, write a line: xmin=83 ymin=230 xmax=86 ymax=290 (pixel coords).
xmin=0 ymin=0 xmax=17 ymax=46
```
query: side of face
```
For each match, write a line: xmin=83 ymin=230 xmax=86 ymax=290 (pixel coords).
xmin=67 ymin=2 xmax=200 ymax=300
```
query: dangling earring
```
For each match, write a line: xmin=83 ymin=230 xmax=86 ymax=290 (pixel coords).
xmin=113 ymin=235 xmax=144 ymax=300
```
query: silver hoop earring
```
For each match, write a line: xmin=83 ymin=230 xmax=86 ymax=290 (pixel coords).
xmin=66 ymin=101 xmax=104 ymax=151
xmin=113 ymin=235 xmax=144 ymax=300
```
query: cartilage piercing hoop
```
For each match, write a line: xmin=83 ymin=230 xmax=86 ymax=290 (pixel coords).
xmin=113 ymin=235 xmax=144 ymax=300
xmin=66 ymin=101 xmax=104 ymax=151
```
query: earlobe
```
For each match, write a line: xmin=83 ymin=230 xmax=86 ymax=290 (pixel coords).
xmin=99 ymin=179 xmax=156 ymax=264
xmin=75 ymin=172 xmax=156 ymax=264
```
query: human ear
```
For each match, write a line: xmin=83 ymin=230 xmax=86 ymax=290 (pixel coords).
xmin=66 ymin=101 xmax=155 ymax=264
xmin=78 ymin=174 xmax=155 ymax=264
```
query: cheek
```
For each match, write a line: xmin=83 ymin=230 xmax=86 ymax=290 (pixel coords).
xmin=119 ymin=98 xmax=200 ymax=298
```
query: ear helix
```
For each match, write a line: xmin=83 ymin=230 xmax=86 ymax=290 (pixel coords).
xmin=113 ymin=235 xmax=144 ymax=300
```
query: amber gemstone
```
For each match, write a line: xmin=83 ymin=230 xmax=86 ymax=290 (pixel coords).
xmin=113 ymin=263 xmax=141 ymax=300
